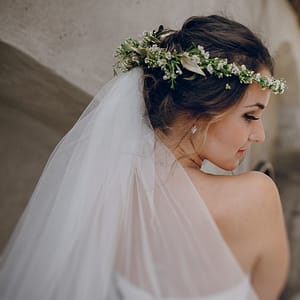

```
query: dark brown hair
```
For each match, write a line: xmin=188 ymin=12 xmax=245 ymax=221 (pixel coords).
xmin=143 ymin=15 xmax=274 ymax=134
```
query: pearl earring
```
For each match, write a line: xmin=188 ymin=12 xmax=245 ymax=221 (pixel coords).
xmin=191 ymin=125 xmax=197 ymax=135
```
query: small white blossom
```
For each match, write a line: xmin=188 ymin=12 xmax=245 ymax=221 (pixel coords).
xmin=207 ymin=64 xmax=214 ymax=74
xmin=254 ymin=73 xmax=261 ymax=81
xmin=226 ymin=64 xmax=232 ymax=72
xmin=241 ymin=64 xmax=247 ymax=71
xmin=157 ymin=58 xmax=167 ymax=67
xmin=132 ymin=55 xmax=139 ymax=63
xmin=274 ymin=80 xmax=280 ymax=90
xmin=217 ymin=59 xmax=227 ymax=70
xmin=197 ymin=45 xmax=204 ymax=52
xmin=114 ymin=32 xmax=287 ymax=93
xmin=266 ymin=77 xmax=273 ymax=85
xmin=225 ymin=83 xmax=231 ymax=90
xmin=191 ymin=55 xmax=200 ymax=64
xmin=231 ymin=64 xmax=240 ymax=75
xmin=165 ymin=51 xmax=172 ymax=60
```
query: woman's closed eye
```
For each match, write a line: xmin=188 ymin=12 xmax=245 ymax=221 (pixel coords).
xmin=244 ymin=113 xmax=260 ymax=121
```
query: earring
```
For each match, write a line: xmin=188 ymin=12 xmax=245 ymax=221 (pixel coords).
xmin=191 ymin=125 xmax=197 ymax=135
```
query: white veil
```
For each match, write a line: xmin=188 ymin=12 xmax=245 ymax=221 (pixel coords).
xmin=0 ymin=68 xmax=258 ymax=300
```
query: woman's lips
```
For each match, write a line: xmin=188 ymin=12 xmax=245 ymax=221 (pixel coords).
xmin=237 ymin=148 xmax=247 ymax=155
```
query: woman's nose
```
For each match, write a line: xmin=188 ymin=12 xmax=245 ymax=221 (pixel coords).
xmin=249 ymin=121 xmax=265 ymax=143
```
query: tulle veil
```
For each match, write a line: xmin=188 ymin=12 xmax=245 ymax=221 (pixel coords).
xmin=0 ymin=68 xmax=258 ymax=299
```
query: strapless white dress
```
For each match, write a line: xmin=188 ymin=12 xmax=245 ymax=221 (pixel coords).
xmin=108 ymin=274 xmax=255 ymax=300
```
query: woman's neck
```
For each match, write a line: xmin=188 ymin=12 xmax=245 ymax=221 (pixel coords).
xmin=155 ymin=129 xmax=204 ymax=170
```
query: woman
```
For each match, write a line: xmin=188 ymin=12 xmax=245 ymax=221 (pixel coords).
xmin=0 ymin=15 xmax=289 ymax=300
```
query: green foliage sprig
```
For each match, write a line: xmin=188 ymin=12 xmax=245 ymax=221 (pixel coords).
xmin=113 ymin=30 xmax=287 ymax=94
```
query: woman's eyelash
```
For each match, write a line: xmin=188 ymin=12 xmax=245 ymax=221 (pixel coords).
xmin=244 ymin=114 xmax=260 ymax=121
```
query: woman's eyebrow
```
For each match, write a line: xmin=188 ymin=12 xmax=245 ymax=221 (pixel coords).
xmin=244 ymin=102 xmax=265 ymax=110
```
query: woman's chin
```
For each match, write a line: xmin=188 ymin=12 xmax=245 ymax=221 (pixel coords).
xmin=220 ymin=165 xmax=236 ymax=172
xmin=221 ymin=157 xmax=245 ymax=171
xmin=205 ymin=159 xmax=238 ymax=172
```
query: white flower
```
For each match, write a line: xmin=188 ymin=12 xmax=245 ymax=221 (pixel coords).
xmin=197 ymin=45 xmax=209 ymax=59
xmin=231 ymin=63 xmax=240 ymax=75
xmin=165 ymin=51 xmax=172 ymax=60
xmin=197 ymin=45 xmax=204 ymax=52
xmin=227 ymin=64 xmax=233 ymax=72
xmin=203 ymin=51 xmax=210 ymax=59
xmin=273 ymin=80 xmax=280 ymax=90
xmin=217 ymin=59 xmax=227 ymax=70
xmin=191 ymin=54 xmax=200 ymax=64
xmin=132 ymin=55 xmax=139 ymax=63
xmin=266 ymin=77 xmax=273 ymax=86
xmin=149 ymin=44 xmax=160 ymax=52
xmin=241 ymin=64 xmax=247 ymax=71
xmin=207 ymin=64 xmax=214 ymax=74
xmin=254 ymin=73 xmax=261 ymax=81
xmin=280 ymin=81 xmax=286 ymax=91
xmin=225 ymin=83 xmax=231 ymax=90
xmin=157 ymin=58 xmax=167 ymax=67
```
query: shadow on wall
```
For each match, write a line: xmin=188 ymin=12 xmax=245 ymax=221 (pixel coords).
xmin=273 ymin=42 xmax=300 ymax=300
xmin=0 ymin=41 xmax=91 ymax=252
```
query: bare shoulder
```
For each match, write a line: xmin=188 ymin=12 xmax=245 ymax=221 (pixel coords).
xmin=199 ymin=171 xmax=285 ymax=237
xmin=188 ymin=169 xmax=290 ymax=300
xmin=212 ymin=171 xmax=285 ymax=229
xmin=233 ymin=170 xmax=279 ymax=195
xmin=190 ymin=170 xmax=282 ymax=218
xmin=238 ymin=172 xmax=290 ymax=300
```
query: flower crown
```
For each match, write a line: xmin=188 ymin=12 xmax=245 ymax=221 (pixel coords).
xmin=113 ymin=29 xmax=287 ymax=94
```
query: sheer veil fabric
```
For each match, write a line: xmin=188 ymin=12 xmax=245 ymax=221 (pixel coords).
xmin=0 ymin=68 xmax=258 ymax=300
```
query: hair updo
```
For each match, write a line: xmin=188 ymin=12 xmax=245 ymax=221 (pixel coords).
xmin=143 ymin=15 xmax=274 ymax=134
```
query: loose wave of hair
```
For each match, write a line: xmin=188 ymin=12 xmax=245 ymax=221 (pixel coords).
xmin=143 ymin=15 xmax=274 ymax=136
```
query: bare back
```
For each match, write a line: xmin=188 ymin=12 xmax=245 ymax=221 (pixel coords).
xmin=184 ymin=168 xmax=290 ymax=300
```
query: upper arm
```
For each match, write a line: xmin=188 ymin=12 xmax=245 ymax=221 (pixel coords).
xmin=249 ymin=172 xmax=290 ymax=300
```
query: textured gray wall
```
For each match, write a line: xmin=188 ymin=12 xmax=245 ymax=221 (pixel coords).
xmin=0 ymin=0 xmax=298 ymax=94
xmin=1 ymin=0 xmax=300 ymax=299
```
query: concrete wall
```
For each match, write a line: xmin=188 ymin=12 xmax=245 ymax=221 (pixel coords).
xmin=0 ymin=41 xmax=91 ymax=255
xmin=1 ymin=0 xmax=300 ymax=298
xmin=0 ymin=0 xmax=298 ymax=94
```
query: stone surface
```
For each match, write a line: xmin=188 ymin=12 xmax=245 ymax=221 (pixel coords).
xmin=275 ymin=152 xmax=300 ymax=300
xmin=0 ymin=41 xmax=91 ymax=250
xmin=0 ymin=0 xmax=299 ymax=94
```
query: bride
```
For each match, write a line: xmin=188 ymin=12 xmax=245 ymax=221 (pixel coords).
xmin=0 ymin=15 xmax=289 ymax=300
